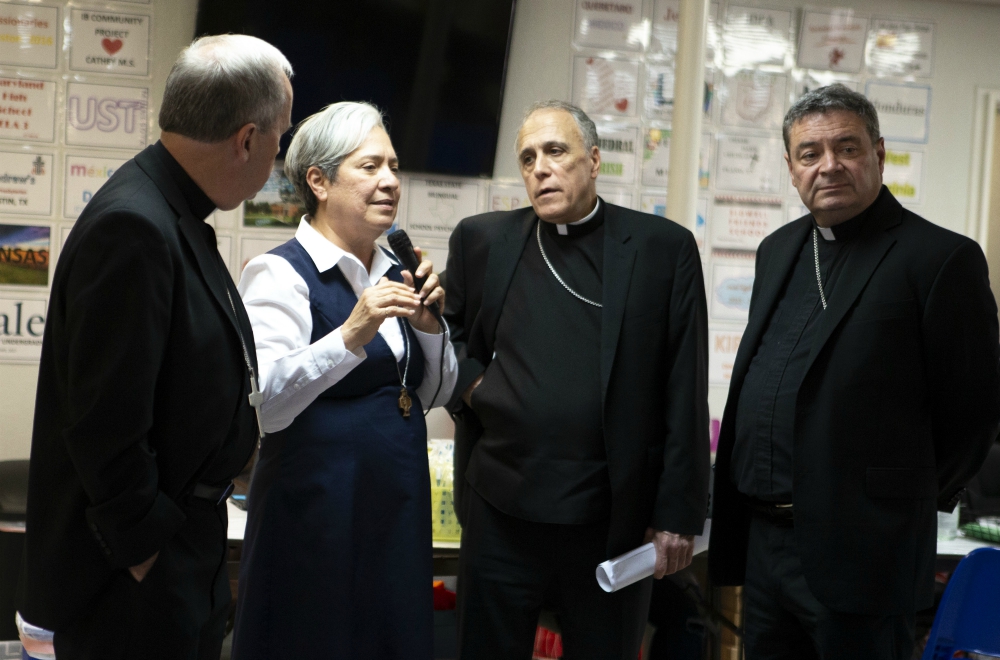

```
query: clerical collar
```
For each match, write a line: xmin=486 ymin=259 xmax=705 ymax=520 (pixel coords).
xmin=151 ymin=140 xmax=217 ymax=221
xmin=813 ymin=197 xmax=872 ymax=243
xmin=545 ymin=198 xmax=603 ymax=238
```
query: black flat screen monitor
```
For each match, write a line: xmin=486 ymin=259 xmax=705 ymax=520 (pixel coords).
xmin=195 ymin=0 xmax=517 ymax=178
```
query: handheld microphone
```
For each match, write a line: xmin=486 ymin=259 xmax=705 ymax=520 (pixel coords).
xmin=386 ymin=229 xmax=443 ymax=322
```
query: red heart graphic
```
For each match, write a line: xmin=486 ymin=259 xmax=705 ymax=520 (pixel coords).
xmin=101 ymin=38 xmax=123 ymax=55
xmin=614 ymin=98 xmax=629 ymax=112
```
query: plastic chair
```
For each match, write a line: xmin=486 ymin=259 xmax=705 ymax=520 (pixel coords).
xmin=922 ymin=547 xmax=1000 ymax=659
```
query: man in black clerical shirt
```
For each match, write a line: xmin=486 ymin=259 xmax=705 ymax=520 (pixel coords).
xmin=22 ymin=36 xmax=293 ymax=659
xmin=710 ymin=84 xmax=1000 ymax=659
xmin=445 ymin=101 xmax=710 ymax=659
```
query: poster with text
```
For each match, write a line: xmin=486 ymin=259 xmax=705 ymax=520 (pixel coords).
xmin=244 ymin=163 xmax=302 ymax=228
xmin=711 ymin=195 xmax=783 ymax=250
xmin=793 ymin=73 xmax=859 ymax=102
xmin=63 ymin=154 xmax=128 ymax=218
xmin=865 ymin=82 xmax=930 ymax=143
xmin=65 ymin=82 xmax=148 ymax=150
xmin=722 ymin=6 xmax=791 ymax=68
xmin=407 ymin=178 xmax=480 ymax=242
xmin=797 ymin=9 xmax=868 ymax=73
xmin=651 ymin=0 xmax=720 ymax=63
xmin=573 ymin=57 xmax=639 ymax=118
xmin=866 ymin=19 xmax=934 ymax=78
xmin=642 ymin=127 xmax=670 ymax=187
xmin=715 ymin=134 xmax=784 ymax=194
xmin=69 ymin=9 xmax=150 ymax=77
xmin=488 ymin=183 xmax=531 ymax=212
xmin=720 ymin=70 xmax=786 ymax=130
xmin=597 ymin=186 xmax=633 ymax=209
xmin=0 ymin=77 xmax=56 ymax=142
xmin=0 ymin=4 xmax=58 ymax=69
xmin=710 ymin=256 xmax=755 ymax=322
xmin=0 ymin=152 xmax=52 ymax=216
xmin=645 ymin=64 xmax=675 ymax=122
xmin=0 ymin=223 xmax=49 ymax=286
xmin=709 ymin=325 xmax=744 ymax=384
xmin=0 ymin=296 xmax=47 ymax=362
xmin=882 ymin=148 xmax=924 ymax=204
xmin=597 ymin=125 xmax=638 ymax=185
xmin=574 ymin=0 xmax=646 ymax=51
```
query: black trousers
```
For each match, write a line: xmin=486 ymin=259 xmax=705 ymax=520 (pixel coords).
xmin=53 ymin=498 xmax=231 ymax=660
xmin=457 ymin=487 xmax=651 ymax=660
xmin=743 ymin=514 xmax=915 ymax=660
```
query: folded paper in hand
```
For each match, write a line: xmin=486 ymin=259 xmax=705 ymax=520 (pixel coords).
xmin=596 ymin=520 xmax=711 ymax=593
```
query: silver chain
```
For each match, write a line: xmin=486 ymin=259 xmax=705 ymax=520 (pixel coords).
xmin=536 ymin=221 xmax=602 ymax=308
xmin=812 ymin=227 xmax=828 ymax=310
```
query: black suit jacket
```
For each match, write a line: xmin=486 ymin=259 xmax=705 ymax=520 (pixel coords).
xmin=709 ymin=188 xmax=1000 ymax=615
xmin=444 ymin=201 xmax=710 ymax=556
xmin=22 ymin=145 xmax=259 ymax=629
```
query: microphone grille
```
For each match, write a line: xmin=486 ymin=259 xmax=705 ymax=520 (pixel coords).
xmin=386 ymin=229 xmax=412 ymax=254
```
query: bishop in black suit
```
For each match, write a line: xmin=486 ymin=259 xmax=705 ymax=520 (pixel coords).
xmin=709 ymin=84 xmax=1000 ymax=659
xmin=445 ymin=101 xmax=710 ymax=659
xmin=21 ymin=36 xmax=293 ymax=660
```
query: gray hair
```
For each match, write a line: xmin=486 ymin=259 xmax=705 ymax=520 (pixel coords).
xmin=158 ymin=34 xmax=293 ymax=142
xmin=783 ymin=84 xmax=880 ymax=153
xmin=517 ymin=100 xmax=599 ymax=154
xmin=284 ymin=102 xmax=387 ymax=217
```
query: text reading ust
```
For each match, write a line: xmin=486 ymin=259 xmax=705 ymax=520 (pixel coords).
xmin=68 ymin=96 xmax=144 ymax=133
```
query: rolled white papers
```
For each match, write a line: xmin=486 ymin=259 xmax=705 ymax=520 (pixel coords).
xmin=596 ymin=519 xmax=711 ymax=593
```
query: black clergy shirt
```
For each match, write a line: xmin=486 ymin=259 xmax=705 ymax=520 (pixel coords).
xmin=152 ymin=141 xmax=254 ymax=485
xmin=466 ymin=199 xmax=611 ymax=524
xmin=731 ymin=204 xmax=869 ymax=501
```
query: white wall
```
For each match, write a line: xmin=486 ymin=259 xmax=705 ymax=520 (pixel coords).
xmin=0 ymin=0 xmax=199 ymax=460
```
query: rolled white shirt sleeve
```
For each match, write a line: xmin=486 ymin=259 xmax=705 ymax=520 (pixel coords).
xmin=412 ymin=325 xmax=458 ymax=410
xmin=238 ymin=254 xmax=365 ymax=433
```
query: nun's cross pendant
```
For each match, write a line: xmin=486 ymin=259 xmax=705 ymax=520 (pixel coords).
xmin=398 ymin=388 xmax=412 ymax=418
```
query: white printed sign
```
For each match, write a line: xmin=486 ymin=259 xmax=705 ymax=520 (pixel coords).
xmin=65 ymin=83 xmax=148 ymax=150
xmin=651 ymin=0 xmax=720 ymax=63
xmin=721 ymin=71 xmax=786 ymax=130
xmin=865 ymin=82 xmax=930 ymax=144
xmin=407 ymin=178 xmax=481 ymax=241
xmin=0 ymin=77 xmax=55 ymax=142
xmin=574 ymin=0 xmax=646 ymax=51
xmin=709 ymin=326 xmax=743 ymax=384
xmin=710 ymin=259 xmax=755 ymax=322
xmin=596 ymin=126 xmax=638 ymax=185
xmin=573 ymin=56 xmax=639 ymax=118
xmin=797 ymin=9 xmax=868 ymax=73
xmin=0 ymin=152 xmax=52 ymax=216
xmin=69 ymin=9 xmax=150 ymax=76
xmin=63 ymin=154 xmax=128 ymax=218
xmin=711 ymin=195 xmax=783 ymax=250
xmin=642 ymin=127 xmax=671 ymax=187
xmin=866 ymin=19 xmax=934 ymax=78
xmin=0 ymin=3 xmax=58 ymax=69
xmin=722 ymin=6 xmax=792 ymax=67
xmin=882 ymin=148 xmax=924 ymax=204
xmin=641 ymin=193 xmax=667 ymax=217
xmin=0 ymin=297 xmax=46 ymax=362
xmin=715 ymin=134 xmax=784 ymax=194
xmin=645 ymin=65 xmax=675 ymax=122
xmin=488 ymin=183 xmax=531 ymax=212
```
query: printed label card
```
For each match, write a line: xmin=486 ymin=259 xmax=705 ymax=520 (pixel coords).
xmin=488 ymin=183 xmax=532 ymax=212
xmin=711 ymin=194 xmax=783 ymax=250
xmin=866 ymin=19 xmax=934 ymax=78
xmin=0 ymin=151 xmax=52 ymax=216
xmin=865 ymin=82 xmax=930 ymax=143
xmin=709 ymin=325 xmax=744 ymax=384
xmin=407 ymin=178 xmax=481 ymax=242
xmin=0 ymin=3 xmax=58 ymax=69
xmin=641 ymin=127 xmax=671 ymax=187
xmin=596 ymin=125 xmax=638 ymax=185
xmin=63 ymin=154 xmax=129 ymax=218
xmin=640 ymin=193 xmax=667 ymax=217
xmin=65 ymin=82 xmax=148 ymax=150
xmin=715 ymin=134 xmax=784 ymax=194
xmin=574 ymin=0 xmax=646 ymax=51
xmin=573 ymin=56 xmax=639 ymax=119
xmin=710 ymin=253 xmax=755 ymax=322
xmin=651 ymin=0 xmax=720 ymax=63
xmin=722 ymin=6 xmax=792 ymax=68
xmin=797 ymin=9 xmax=868 ymax=73
xmin=644 ymin=64 xmax=675 ymax=122
xmin=69 ymin=9 xmax=151 ymax=76
xmin=0 ymin=77 xmax=56 ymax=142
xmin=0 ymin=296 xmax=47 ymax=362
xmin=882 ymin=147 xmax=924 ymax=204
xmin=720 ymin=70 xmax=787 ymax=130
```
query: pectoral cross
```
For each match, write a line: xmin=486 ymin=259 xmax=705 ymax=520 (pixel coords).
xmin=248 ymin=367 xmax=265 ymax=439
xmin=398 ymin=387 xmax=412 ymax=418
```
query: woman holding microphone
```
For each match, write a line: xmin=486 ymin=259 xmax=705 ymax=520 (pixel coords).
xmin=232 ymin=102 xmax=457 ymax=659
